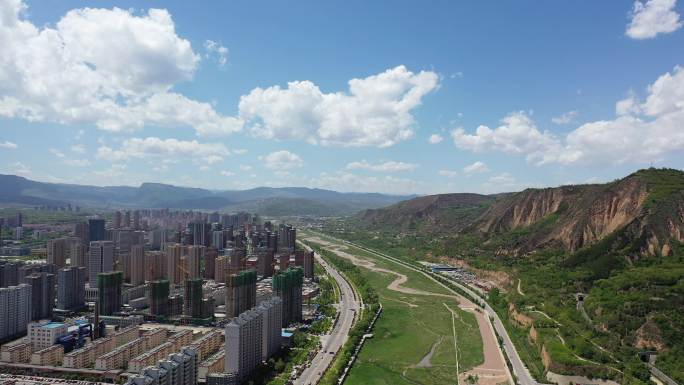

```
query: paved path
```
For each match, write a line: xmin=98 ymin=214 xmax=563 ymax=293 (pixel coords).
xmin=294 ymin=242 xmax=360 ymax=385
xmin=517 ymin=279 xmax=525 ymax=296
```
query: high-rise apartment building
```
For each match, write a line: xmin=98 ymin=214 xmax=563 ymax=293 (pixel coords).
xmin=0 ymin=284 xmax=32 ymax=340
xmin=204 ymin=247 xmax=217 ymax=280
xmin=47 ymin=238 xmax=68 ymax=268
xmin=123 ymin=211 xmax=131 ymax=228
xmin=166 ymin=244 xmax=184 ymax=286
xmin=211 ymin=230 xmax=225 ymax=250
xmin=70 ymin=243 xmax=88 ymax=270
xmin=225 ymin=270 xmax=257 ymax=318
xmin=189 ymin=222 xmax=210 ymax=247
xmin=129 ymin=245 xmax=145 ymax=286
xmin=226 ymin=248 xmax=246 ymax=274
xmin=88 ymin=218 xmax=105 ymax=243
xmin=272 ymin=267 xmax=303 ymax=326
xmin=56 ymin=267 xmax=86 ymax=311
xmin=277 ymin=224 xmax=296 ymax=253
xmin=0 ymin=261 xmax=21 ymax=287
xmin=214 ymin=256 xmax=227 ymax=284
xmin=73 ymin=222 xmax=88 ymax=244
xmin=113 ymin=211 xmax=122 ymax=229
xmin=294 ymin=250 xmax=314 ymax=278
xmin=97 ymin=271 xmax=123 ymax=316
xmin=24 ymin=272 xmax=55 ymax=321
xmin=258 ymin=297 xmax=282 ymax=360
xmin=256 ymin=249 xmax=274 ymax=278
xmin=186 ymin=245 xmax=204 ymax=279
xmin=88 ymin=241 xmax=114 ymax=284
xmin=225 ymin=308 xmax=263 ymax=382
xmin=144 ymin=251 xmax=166 ymax=282
xmin=133 ymin=210 xmax=141 ymax=230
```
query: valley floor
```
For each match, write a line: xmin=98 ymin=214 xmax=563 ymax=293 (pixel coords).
xmin=303 ymin=233 xmax=502 ymax=385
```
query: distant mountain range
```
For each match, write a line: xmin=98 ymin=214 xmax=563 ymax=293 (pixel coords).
xmin=0 ymin=174 xmax=414 ymax=216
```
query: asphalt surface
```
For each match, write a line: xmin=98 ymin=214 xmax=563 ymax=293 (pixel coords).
xmin=294 ymin=243 xmax=360 ymax=385
xmin=330 ymin=236 xmax=544 ymax=385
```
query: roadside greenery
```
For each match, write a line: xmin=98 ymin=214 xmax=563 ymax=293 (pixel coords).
xmin=255 ymin=332 xmax=319 ymax=385
xmin=303 ymin=242 xmax=381 ymax=385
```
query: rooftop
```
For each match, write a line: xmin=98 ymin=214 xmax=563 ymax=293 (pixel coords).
xmin=43 ymin=322 xmax=66 ymax=329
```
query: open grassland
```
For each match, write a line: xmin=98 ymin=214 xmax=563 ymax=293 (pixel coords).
xmin=303 ymin=232 xmax=484 ymax=385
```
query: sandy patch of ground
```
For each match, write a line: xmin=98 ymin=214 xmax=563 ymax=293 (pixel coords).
xmin=413 ymin=336 xmax=444 ymax=368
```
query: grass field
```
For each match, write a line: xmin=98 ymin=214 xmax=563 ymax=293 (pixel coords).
xmin=303 ymin=233 xmax=484 ymax=385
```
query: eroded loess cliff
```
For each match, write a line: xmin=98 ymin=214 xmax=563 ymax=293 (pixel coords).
xmin=474 ymin=168 xmax=684 ymax=256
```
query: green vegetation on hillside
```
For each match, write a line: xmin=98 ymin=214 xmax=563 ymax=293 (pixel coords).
xmin=321 ymin=221 xmax=677 ymax=384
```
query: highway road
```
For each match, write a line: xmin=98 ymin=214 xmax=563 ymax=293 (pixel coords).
xmin=294 ymin=242 xmax=360 ymax=385
xmin=316 ymin=233 xmax=544 ymax=385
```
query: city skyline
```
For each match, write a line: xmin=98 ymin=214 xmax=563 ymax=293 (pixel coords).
xmin=1 ymin=0 xmax=684 ymax=195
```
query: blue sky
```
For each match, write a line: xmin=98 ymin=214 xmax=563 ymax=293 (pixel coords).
xmin=1 ymin=0 xmax=683 ymax=194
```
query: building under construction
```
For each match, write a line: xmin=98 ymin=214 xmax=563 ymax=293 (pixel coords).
xmin=97 ymin=271 xmax=123 ymax=316
xmin=183 ymin=278 xmax=204 ymax=319
xmin=225 ymin=270 xmax=257 ymax=318
xmin=272 ymin=267 xmax=303 ymax=326
xmin=148 ymin=279 xmax=170 ymax=317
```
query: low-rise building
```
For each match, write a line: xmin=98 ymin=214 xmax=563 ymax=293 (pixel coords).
xmin=113 ymin=325 xmax=141 ymax=347
xmin=168 ymin=330 xmax=194 ymax=351
xmin=30 ymin=344 xmax=64 ymax=366
xmin=94 ymin=337 xmax=147 ymax=370
xmin=28 ymin=321 xmax=69 ymax=351
xmin=198 ymin=350 xmax=225 ymax=381
xmin=63 ymin=336 xmax=116 ymax=368
xmin=0 ymin=340 xmax=31 ymax=363
xmin=187 ymin=330 xmax=222 ymax=361
xmin=125 ymin=347 xmax=198 ymax=385
xmin=206 ymin=372 xmax=238 ymax=385
xmin=128 ymin=342 xmax=174 ymax=373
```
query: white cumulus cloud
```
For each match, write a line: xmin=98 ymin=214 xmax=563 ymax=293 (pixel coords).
xmin=463 ymin=161 xmax=490 ymax=174
xmin=96 ymin=137 xmax=229 ymax=164
xmin=316 ymin=172 xmax=424 ymax=195
xmin=346 ymin=160 xmax=418 ymax=172
xmin=626 ymin=0 xmax=682 ymax=39
xmin=0 ymin=141 xmax=18 ymax=149
xmin=239 ymin=65 xmax=439 ymax=147
xmin=551 ymin=110 xmax=578 ymax=125
xmin=438 ymin=170 xmax=459 ymax=178
xmin=0 ymin=1 xmax=242 ymax=136
xmin=49 ymin=148 xmax=66 ymax=158
xmin=261 ymin=150 xmax=304 ymax=170
xmin=452 ymin=66 xmax=684 ymax=166
xmin=11 ymin=161 xmax=31 ymax=175
xmin=64 ymin=158 xmax=91 ymax=167
xmin=428 ymin=134 xmax=443 ymax=144
xmin=204 ymin=40 xmax=228 ymax=67
xmin=451 ymin=112 xmax=561 ymax=166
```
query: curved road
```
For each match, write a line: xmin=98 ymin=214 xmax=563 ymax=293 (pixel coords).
xmin=295 ymin=242 xmax=360 ymax=385
xmin=316 ymin=232 xmax=543 ymax=385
